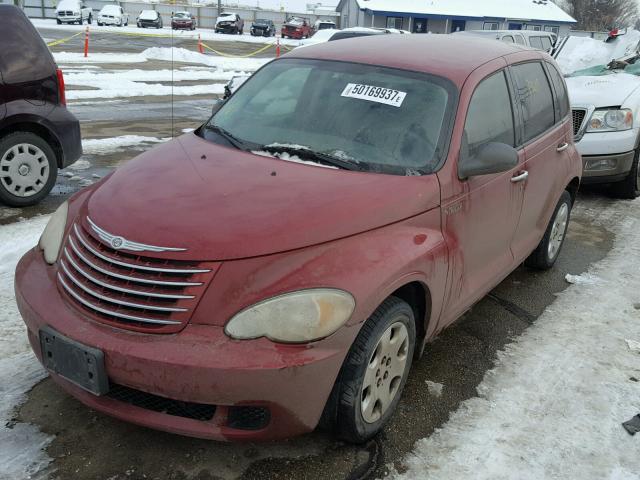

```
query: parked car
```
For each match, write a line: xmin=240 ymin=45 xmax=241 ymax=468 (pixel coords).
xmin=97 ymin=4 xmax=128 ymax=27
xmin=454 ymin=30 xmax=557 ymax=53
xmin=15 ymin=35 xmax=580 ymax=443
xmin=0 ymin=5 xmax=82 ymax=206
xmin=296 ymin=27 xmax=399 ymax=48
xmin=250 ymin=18 xmax=274 ymax=37
xmin=55 ymin=0 xmax=92 ymax=25
xmin=314 ymin=19 xmax=336 ymax=31
xmin=566 ymin=58 xmax=640 ymax=198
xmin=281 ymin=16 xmax=312 ymax=39
xmin=136 ymin=9 xmax=162 ymax=29
xmin=171 ymin=11 xmax=196 ymax=30
xmin=215 ymin=13 xmax=243 ymax=34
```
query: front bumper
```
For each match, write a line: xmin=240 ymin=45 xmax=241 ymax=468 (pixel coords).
xmin=173 ymin=22 xmax=194 ymax=29
xmin=15 ymin=248 xmax=349 ymax=441
xmin=283 ymin=30 xmax=304 ymax=38
xmin=216 ymin=24 xmax=236 ymax=32
xmin=57 ymin=16 xmax=81 ymax=23
xmin=581 ymin=151 xmax=635 ymax=184
xmin=98 ymin=17 xmax=121 ymax=25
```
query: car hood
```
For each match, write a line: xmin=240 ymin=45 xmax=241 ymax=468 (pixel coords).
xmin=84 ymin=134 xmax=440 ymax=260
xmin=566 ymin=74 xmax=640 ymax=107
xmin=253 ymin=22 xmax=270 ymax=26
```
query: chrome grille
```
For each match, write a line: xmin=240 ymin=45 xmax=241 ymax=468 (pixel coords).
xmin=572 ymin=108 xmax=587 ymax=140
xmin=57 ymin=220 xmax=216 ymax=333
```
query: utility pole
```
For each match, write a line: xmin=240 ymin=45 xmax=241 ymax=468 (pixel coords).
xmin=217 ymin=0 xmax=221 ymax=17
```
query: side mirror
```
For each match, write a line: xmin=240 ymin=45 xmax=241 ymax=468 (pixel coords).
xmin=212 ymin=98 xmax=226 ymax=115
xmin=458 ymin=142 xmax=518 ymax=179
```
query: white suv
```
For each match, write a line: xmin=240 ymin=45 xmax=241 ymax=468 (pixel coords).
xmin=56 ymin=0 xmax=92 ymax=24
xmin=97 ymin=4 xmax=129 ymax=26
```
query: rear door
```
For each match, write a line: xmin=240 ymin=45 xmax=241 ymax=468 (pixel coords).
xmin=510 ymin=61 xmax=572 ymax=261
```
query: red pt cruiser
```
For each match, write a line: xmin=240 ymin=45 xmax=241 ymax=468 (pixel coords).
xmin=15 ymin=35 xmax=581 ymax=443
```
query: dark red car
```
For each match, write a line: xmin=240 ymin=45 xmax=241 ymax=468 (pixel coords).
xmin=15 ymin=35 xmax=581 ymax=443
xmin=281 ymin=16 xmax=312 ymax=39
xmin=171 ymin=11 xmax=195 ymax=30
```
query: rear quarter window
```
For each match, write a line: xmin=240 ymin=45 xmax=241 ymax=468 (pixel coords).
xmin=546 ymin=63 xmax=570 ymax=120
xmin=0 ymin=6 xmax=56 ymax=84
xmin=511 ymin=62 xmax=555 ymax=142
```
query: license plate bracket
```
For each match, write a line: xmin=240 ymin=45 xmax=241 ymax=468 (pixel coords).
xmin=39 ymin=326 xmax=109 ymax=395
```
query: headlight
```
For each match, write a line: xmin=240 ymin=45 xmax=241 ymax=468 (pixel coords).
xmin=224 ymin=288 xmax=355 ymax=343
xmin=38 ymin=202 xmax=68 ymax=264
xmin=586 ymin=108 xmax=633 ymax=132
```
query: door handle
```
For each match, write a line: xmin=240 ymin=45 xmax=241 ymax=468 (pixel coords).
xmin=511 ymin=171 xmax=529 ymax=183
xmin=556 ymin=142 xmax=569 ymax=152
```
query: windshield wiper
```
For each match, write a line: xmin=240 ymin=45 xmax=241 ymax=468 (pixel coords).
xmin=204 ymin=124 xmax=250 ymax=150
xmin=261 ymin=144 xmax=367 ymax=171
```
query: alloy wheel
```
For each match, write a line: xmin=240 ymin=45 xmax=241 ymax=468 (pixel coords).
xmin=360 ymin=321 xmax=410 ymax=424
xmin=548 ymin=203 xmax=569 ymax=260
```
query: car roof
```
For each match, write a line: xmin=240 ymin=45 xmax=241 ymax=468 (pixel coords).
xmin=286 ymin=34 xmax=536 ymax=86
xmin=461 ymin=30 xmax=554 ymax=37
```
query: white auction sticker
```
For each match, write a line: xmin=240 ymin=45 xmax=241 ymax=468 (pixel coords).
xmin=341 ymin=83 xmax=407 ymax=107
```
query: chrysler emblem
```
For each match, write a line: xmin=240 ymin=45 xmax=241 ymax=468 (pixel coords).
xmin=110 ymin=236 xmax=125 ymax=249
xmin=87 ymin=217 xmax=186 ymax=253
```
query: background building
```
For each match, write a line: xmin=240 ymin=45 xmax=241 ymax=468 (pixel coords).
xmin=336 ymin=0 xmax=576 ymax=35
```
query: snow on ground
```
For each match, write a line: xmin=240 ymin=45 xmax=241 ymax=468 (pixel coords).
xmin=390 ymin=199 xmax=640 ymax=480
xmin=81 ymin=135 xmax=169 ymax=155
xmin=0 ymin=217 xmax=53 ymax=480
xmin=54 ymin=47 xmax=268 ymax=100
xmin=54 ymin=48 xmax=269 ymax=70
xmin=31 ymin=18 xmax=300 ymax=46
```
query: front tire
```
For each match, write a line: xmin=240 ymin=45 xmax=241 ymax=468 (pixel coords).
xmin=330 ymin=297 xmax=415 ymax=443
xmin=0 ymin=132 xmax=58 ymax=207
xmin=612 ymin=150 xmax=640 ymax=199
xmin=525 ymin=190 xmax=572 ymax=270
xmin=87 ymin=14 xmax=92 ymax=24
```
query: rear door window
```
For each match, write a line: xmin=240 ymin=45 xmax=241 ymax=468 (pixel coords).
xmin=514 ymin=35 xmax=525 ymax=45
xmin=511 ymin=62 xmax=555 ymax=142
xmin=462 ymin=71 xmax=515 ymax=161
xmin=529 ymin=36 xmax=543 ymax=49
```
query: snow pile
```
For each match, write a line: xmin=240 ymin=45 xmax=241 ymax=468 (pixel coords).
xmin=391 ymin=199 xmax=640 ymax=480
xmin=564 ymin=272 xmax=601 ymax=285
xmin=82 ymin=135 xmax=169 ymax=155
xmin=556 ymin=30 xmax=640 ymax=74
xmin=0 ymin=217 xmax=53 ymax=480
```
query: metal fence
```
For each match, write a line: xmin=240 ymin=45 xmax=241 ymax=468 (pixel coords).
xmin=9 ymin=0 xmax=340 ymax=30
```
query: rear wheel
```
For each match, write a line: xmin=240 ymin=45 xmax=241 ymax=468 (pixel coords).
xmin=525 ymin=190 xmax=572 ymax=270
xmin=612 ymin=150 xmax=640 ymax=199
xmin=0 ymin=132 xmax=58 ymax=207
xmin=329 ymin=297 xmax=415 ymax=443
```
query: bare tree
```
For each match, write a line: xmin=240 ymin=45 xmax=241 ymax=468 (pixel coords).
xmin=561 ymin=0 xmax=638 ymax=30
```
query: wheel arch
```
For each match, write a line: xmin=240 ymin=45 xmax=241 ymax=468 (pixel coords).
xmin=565 ymin=176 xmax=580 ymax=204
xmin=388 ymin=280 xmax=432 ymax=359
xmin=0 ymin=117 xmax=64 ymax=168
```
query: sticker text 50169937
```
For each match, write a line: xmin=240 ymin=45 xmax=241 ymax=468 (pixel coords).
xmin=341 ymin=83 xmax=407 ymax=107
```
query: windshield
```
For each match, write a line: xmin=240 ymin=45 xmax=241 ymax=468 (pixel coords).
xmin=174 ymin=12 xmax=189 ymax=18
xmin=203 ymin=58 xmax=456 ymax=175
xmin=101 ymin=5 xmax=119 ymax=14
xmin=568 ymin=62 xmax=640 ymax=77
xmin=255 ymin=19 xmax=268 ymax=23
